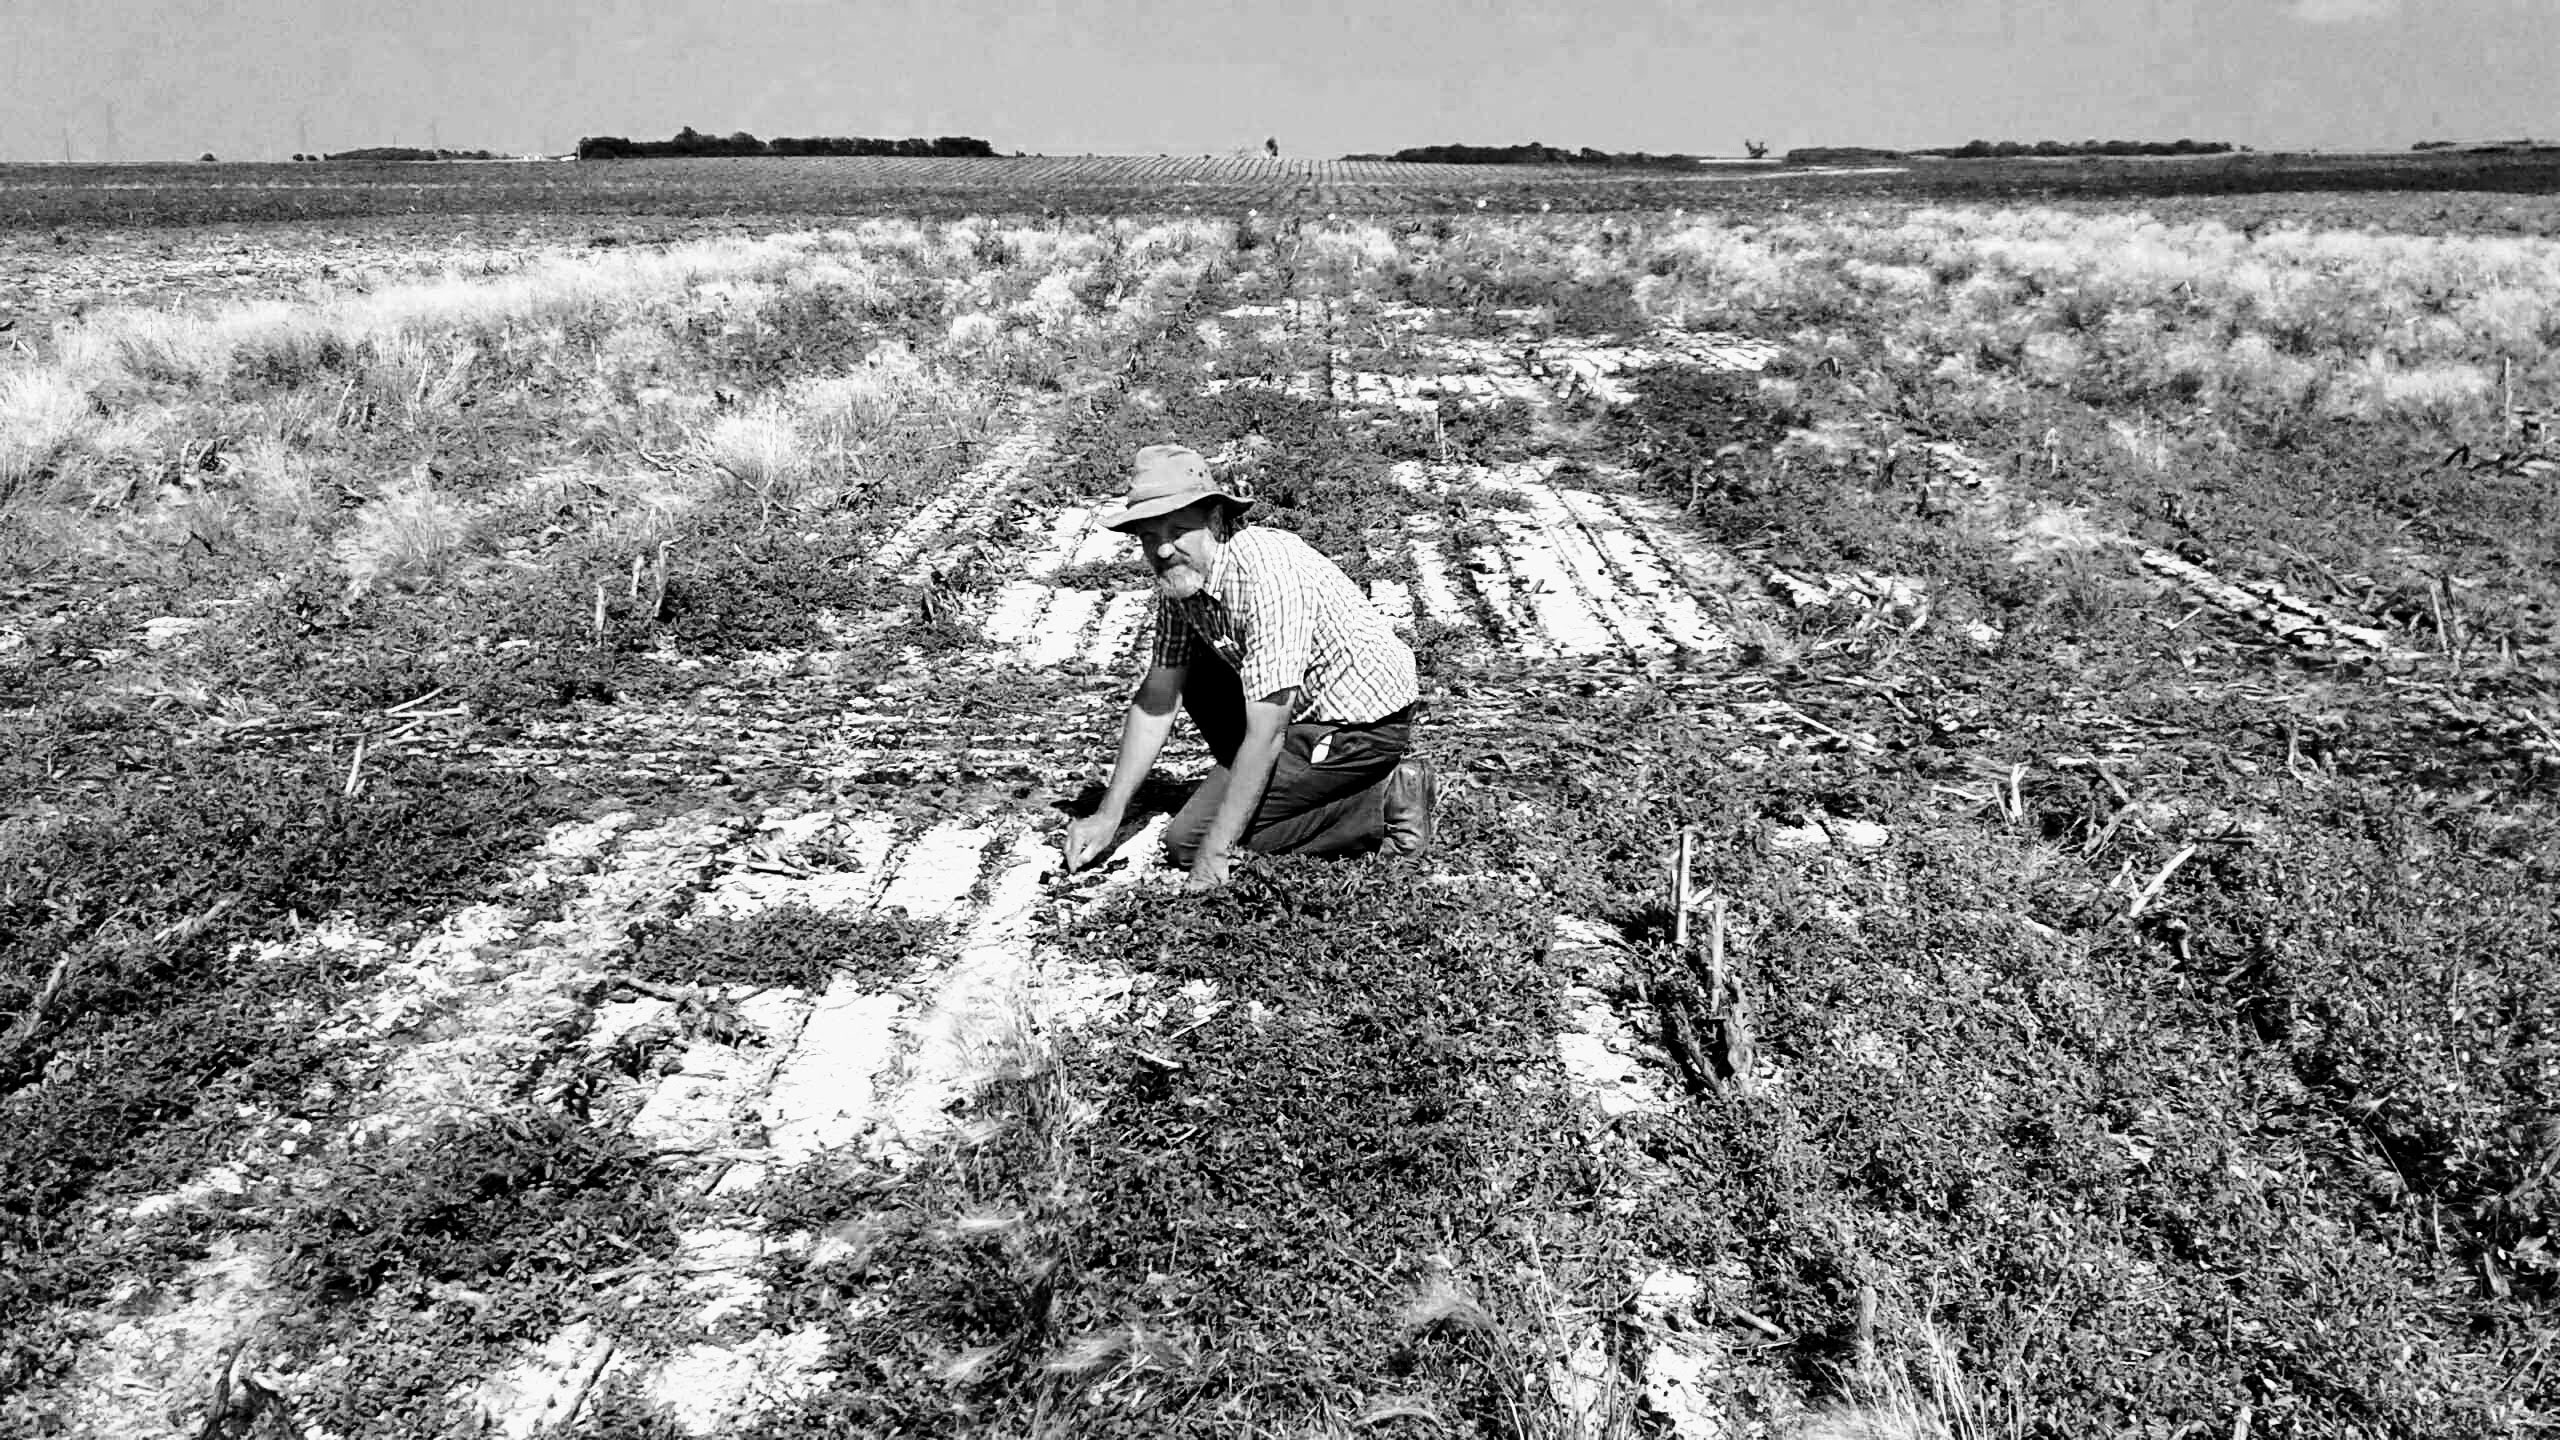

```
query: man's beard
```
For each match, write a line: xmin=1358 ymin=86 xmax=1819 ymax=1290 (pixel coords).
xmin=1153 ymin=563 xmax=1206 ymax=601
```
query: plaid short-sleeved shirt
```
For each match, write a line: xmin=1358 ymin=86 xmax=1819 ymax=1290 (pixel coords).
xmin=1147 ymin=526 xmax=1417 ymax=724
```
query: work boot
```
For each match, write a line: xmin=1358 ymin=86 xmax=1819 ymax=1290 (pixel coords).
xmin=1381 ymin=757 xmax=1437 ymax=856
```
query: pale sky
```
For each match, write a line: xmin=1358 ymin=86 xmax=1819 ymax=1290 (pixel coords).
xmin=4 ymin=0 xmax=2553 ymax=163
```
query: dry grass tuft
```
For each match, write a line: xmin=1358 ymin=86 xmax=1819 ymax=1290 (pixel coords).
xmin=1398 ymin=1276 xmax=1499 ymax=1337
xmin=222 ymin=436 xmax=330 ymax=532
xmin=1012 ymin=269 xmax=1093 ymax=340
xmin=595 ymin=321 xmax=683 ymax=391
xmin=0 ymin=369 xmax=90 ymax=499
xmin=1037 ymin=1324 xmax=1200 ymax=1387
xmin=1790 ymin=1315 xmax=2022 ymax=1440
xmin=335 ymin=470 xmax=478 ymax=597
xmin=946 ymin=311 xmax=1003 ymax=354
xmin=781 ymin=343 xmax=935 ymax=447
xmin=1115 ymin=255 xmax=1214 ymax=328
xmin=698 ymin=403 xmax=814 ymax=502
xmin=2345 ymin=353 xmax=2497 ymax=422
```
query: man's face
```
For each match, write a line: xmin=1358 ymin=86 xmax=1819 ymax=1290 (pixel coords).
xmin=1128 ymin=501 xmax=1223 ymax=601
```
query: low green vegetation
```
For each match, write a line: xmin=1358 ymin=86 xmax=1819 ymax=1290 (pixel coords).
xmin=0 ymin=748 xmax=562 ymax=1394
xmin=625 ymin=909 xmax=947 ymax=992
xmin=266 ymin=1110 xmax=682 ymax=1436
xmin=1575 ymin=359 xmax=2556 ymax=1430
xmin=735 ymin=863 xmax=1590 ymax=1437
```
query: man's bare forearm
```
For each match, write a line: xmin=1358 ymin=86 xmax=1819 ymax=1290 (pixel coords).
xmin=1095 ymin=670 xmax=1183 ymax=821
xmin=1200 ymin=710 xmax=1288 ymax=859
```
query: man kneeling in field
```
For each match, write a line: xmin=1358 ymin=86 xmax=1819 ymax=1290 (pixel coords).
xmin=1060 ymin=444 xmax=1435 ymax=890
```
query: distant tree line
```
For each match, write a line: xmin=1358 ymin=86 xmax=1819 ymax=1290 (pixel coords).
xmin=576 ymin=127 xmax=997 ymax=160
xmin=1341 ymin=142 xmax=1707 ymax=169
xmin=1784 ymin=147 xmax=1909 ymax=165
xmin=2412 ymin=138 xmax=2555 ymax=153
xmin=299 ymin=148 xmax=504 ymax=162
xmin=1916 ymin=138 xmax=2235 ymax=159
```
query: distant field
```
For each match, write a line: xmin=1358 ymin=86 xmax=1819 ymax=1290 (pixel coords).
xmin=8 ymin=148 xmax=2560 ymax=229
xmin=1 ymin=155 xmax=1766 ymax=227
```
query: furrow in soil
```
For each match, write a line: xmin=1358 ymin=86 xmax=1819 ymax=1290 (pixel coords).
xmin=479 ymin=813 xmax=1159 ymax=1435
xmin=874 ymin=413 xmax=1057 ymax=580
xmin=1403 ymin=518 xmax=1479 ymax=631
xmin=1544 ymin=915 xmax=1752 ymax=1440
xmin=1547 ymin=487 xmax=1727 ymax=653
xmin=1460 ymin=538 xmax=1557 ymax=660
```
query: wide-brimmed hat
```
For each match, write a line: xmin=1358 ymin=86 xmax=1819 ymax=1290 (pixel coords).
xmin=1099 ymin=444 xmax=1255 ymax=531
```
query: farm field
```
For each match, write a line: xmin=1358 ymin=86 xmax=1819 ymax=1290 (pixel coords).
xmin=1 ymin=181 xmax=2556 ymax=1439
xmin=11 ymin=148 xmax=2560 ymax=231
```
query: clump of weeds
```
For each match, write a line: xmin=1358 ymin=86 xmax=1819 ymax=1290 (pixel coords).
xmin=1370 ymin=398 xmax=1541 ymax=466
xmin=0 ymin=748 xmax=563 ymax=1397
xmin=626 ymin=908 xmax=947 ymax=992
xmin=730 ymin=861 xmax=1620 ymax=1436
xmin=260 ymin=1108 xmax=680 ymax=1435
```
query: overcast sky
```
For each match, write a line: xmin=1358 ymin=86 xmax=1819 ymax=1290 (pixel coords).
xmin=3 ymin=0 xmax=2551 ymax=162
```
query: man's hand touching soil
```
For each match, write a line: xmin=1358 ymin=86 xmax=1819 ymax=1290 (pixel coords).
xmin=1186 ymin=846 xmax=1233 ymax=892
xmin=1061 ymin=812 xmax=1118 ymax=872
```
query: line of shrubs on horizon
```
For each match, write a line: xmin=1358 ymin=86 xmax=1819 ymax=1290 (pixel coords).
xmin=2411 ymin=137 xmax=2558 ymax=152
xmin=290 ymin=148 xmax=508 ymax=163
xmin=1918 ymin=137 xmax=2237 ymax=158
xmin=1340 ymin=142 xmax=1715 ymax=168
xmin=575 ymin=127 xmax=997 ymax=160
xmin=1337 ymin=138 xmax=2241 ymax=167
xmin=1787 ymin=139 xmax=2241 ymax=163
xmin=260 ymin=133 xmax=2249 ymax=170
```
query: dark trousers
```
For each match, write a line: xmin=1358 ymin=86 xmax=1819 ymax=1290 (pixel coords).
xmin=1164 ymin=659 xmax=1413 ymax=867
